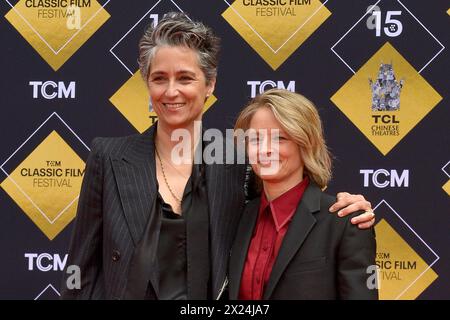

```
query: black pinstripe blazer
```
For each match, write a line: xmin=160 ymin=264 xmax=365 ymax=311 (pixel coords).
xmin=60 ymin=125 xmax=247 ymax=299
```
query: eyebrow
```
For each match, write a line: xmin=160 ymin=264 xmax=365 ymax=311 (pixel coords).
xmin=249 ymin=130 xmax=288 ymax=138
xmin=149 ymin=70 xmax=197 ymax=77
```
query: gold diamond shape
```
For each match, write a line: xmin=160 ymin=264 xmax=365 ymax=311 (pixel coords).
xmin=222 ymin=0 xmax=331 ymax=70
xmin=0 ymin=131 xmax=85 ymax=240
xmin=375 ymin=219 xmax=438 ymax=299
xmin=5 ymin=0 xmax=110 ymax=71
xmin=331 ymin=42 xmax=442 ymax=155
xmin=110 ymin=71 xmax=217 ymax=133
xmin=443 ymin=180 xmax=450 ymax=196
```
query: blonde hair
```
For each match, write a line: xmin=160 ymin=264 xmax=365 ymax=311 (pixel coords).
xmin=234 ymin=89 xmax=332 ymax=188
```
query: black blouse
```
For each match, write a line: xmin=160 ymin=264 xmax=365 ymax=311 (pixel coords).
xmin=157 ymin=199 xmax=187 ymax=300
xmin=155 ymin=161 xmax=210 ymax=299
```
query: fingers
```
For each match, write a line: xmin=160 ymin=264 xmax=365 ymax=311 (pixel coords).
xmin=330 ymin=192 xmax=351 ymax=212
xmin=350 ymin=210 xmax=375 ymax=224
xmin=336 ymin=192 xmax=350 ymax=200
xmin=330 ymin=192 xmax=375 ymax=229
xmin=330 ymin=193 xmax=367 ymax=212
xmin=329 ymin=192 xmax=350 ymax=212
xmin=330 ymin=197 xmax=371 ymax=215
xmin=357 ymin=218 xmax=375 ymax=229
xmin=336 ymin=200 xmax=372 ymax=217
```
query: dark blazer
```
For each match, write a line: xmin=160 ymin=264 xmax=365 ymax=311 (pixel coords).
xmin=229 ymin=182 xmax=378 ymax=300
xmin=60 ymin=125 xmax=246 ymax=299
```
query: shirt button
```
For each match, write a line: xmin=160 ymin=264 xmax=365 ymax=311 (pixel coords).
xmin=112 ymin=250 xmax=121 ymax=262
xmin=263 ymin=245 xmax=268 ymax=252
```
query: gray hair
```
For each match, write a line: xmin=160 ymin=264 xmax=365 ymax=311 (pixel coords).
xmin=138 ymin=12 xmax=220 ymax=85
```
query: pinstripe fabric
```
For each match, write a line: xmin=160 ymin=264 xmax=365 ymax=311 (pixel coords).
xmin=60 ymin=125 xmax=247 ymax=299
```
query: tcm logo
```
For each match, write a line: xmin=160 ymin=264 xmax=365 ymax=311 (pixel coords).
xmin=25 ymin=253 xmax=68 ymax=271
xmin=360 ymin=169 xmax=409 ymax=188
xmin=29 ymin=81 xmax=76 ymax=99
xmin=247 ymin=80 xmax=295 ymax=98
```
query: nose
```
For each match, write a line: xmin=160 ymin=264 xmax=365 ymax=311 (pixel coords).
xmin=258 ymin=135 xmax=272 ymax=156
xmin=164 ymin=80 xmax=179 ymax=98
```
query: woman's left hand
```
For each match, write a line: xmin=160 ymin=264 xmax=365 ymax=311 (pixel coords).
xmin=329 ymin=192 xmax=375 ymax=229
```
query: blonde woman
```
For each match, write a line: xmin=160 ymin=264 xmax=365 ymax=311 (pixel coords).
xmin=230 ymin=89 xmax=378 ymax=300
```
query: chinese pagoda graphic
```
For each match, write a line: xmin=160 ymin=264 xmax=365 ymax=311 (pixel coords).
xmin=369 ymin=63 xmax=404 ymax=111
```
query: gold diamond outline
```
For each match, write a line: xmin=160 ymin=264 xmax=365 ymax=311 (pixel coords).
xmin=222 ymin=0 xmax=330 ymax=53
xmin=1 ymin=170 xmax=79 ymax=225
xmin=374 ymin=199 xmax=439 ymax=299
xmin=0 ymin=112 xmax=89 ymax=226
xmin=5 ymin=0 xmax=111 ymax=55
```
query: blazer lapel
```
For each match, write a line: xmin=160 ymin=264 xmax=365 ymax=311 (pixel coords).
xmin=204 ymin=162 xmax=222 ymax=297
xmin=229 ymin=198 xmax=260 ymax=299
xmin=110 ymin=125 xmax=157 ymax=245
xmin=205 ymin=160 xmax=246 ymax=299
xmin=263 ymin=183 xmax=322 ymax=299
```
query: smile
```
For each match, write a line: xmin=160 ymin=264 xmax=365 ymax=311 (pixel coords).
xmin=258 ymin=159 xmax=279 ymax=167
xmin=163 ymin=103 xmax=186 ymax=110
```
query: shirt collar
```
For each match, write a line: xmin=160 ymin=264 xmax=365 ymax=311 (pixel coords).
xmin=260 ymin=176 xmax=310 ymax=232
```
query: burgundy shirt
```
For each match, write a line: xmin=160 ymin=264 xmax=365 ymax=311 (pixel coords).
xmin=238 ymin=177 xmax=309 ymax=300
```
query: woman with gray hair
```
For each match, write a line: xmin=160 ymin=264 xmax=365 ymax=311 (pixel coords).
xmin=61 ymin=12 xmax=375 ymax=300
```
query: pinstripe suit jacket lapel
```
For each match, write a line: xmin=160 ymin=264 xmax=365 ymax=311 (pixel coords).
xmin=206 ymin=161 xmax=246 ymax=299
xmin=110 ymin=125 xmax=157 ymax=246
